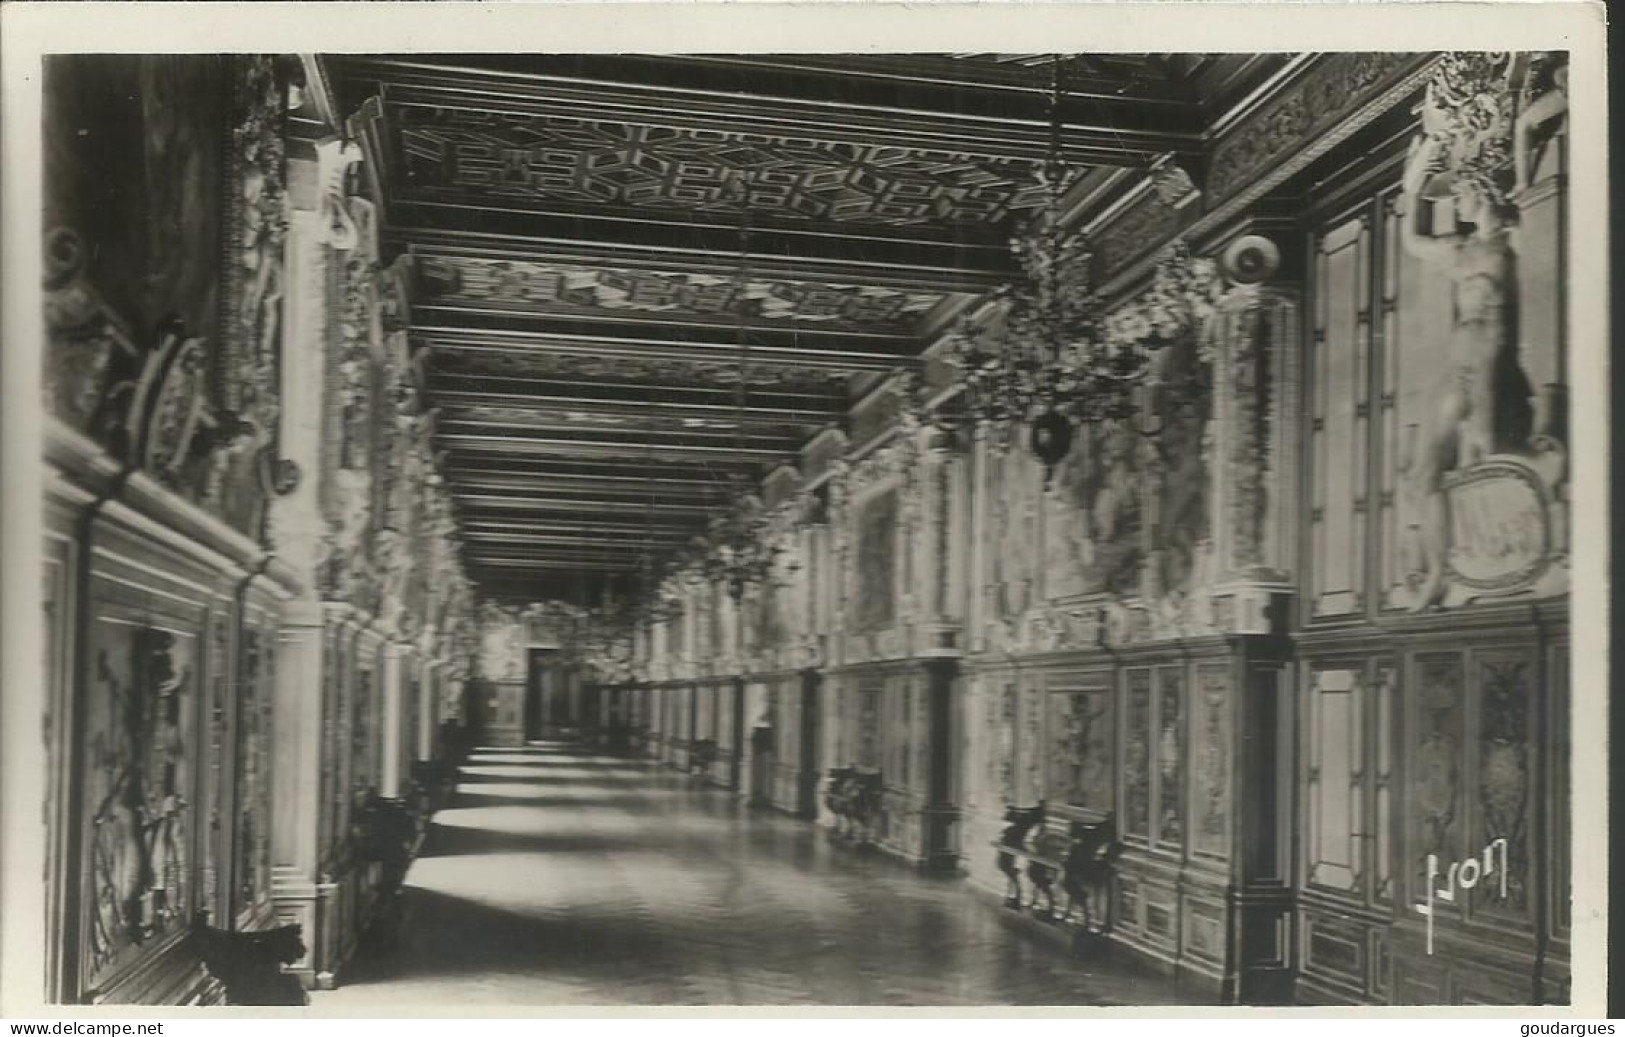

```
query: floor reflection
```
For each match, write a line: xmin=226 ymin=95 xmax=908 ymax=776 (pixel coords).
xmin=319 ymin=742 xmax=1190 ymax=1007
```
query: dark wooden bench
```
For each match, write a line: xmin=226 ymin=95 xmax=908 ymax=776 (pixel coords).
xmin=824 ymin=767 xmax=883 ymax=844
xmin=192 ymin=912 xmax=309 ymax=1006
xmin=992 ymin=807 xmax=1123 ymax=935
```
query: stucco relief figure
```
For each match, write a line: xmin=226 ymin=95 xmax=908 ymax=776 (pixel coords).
xmin=1398 ymin=73 xmax=1533 ymax=611
xmin=316 ymin=137 xmax=365 ymax=251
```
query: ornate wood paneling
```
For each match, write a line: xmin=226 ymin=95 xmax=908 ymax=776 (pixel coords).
xmin=1410 ymin=652 xmax=1465 ymax=907
xmin=1156 ymin=668 xmax=1185 ymax=847
xmin=1472 ymin=649 xmax=1535 ymax=923
xmin=1183 ymin=896 xmax=1226 ymax=967
xmin=83 ymin=620 xmax=201 ymax=991
xmin=1208 ymin=53 xmax=1420 ymax=201
xmin=1305 ymin=665 xmax=1363 ymax=893
xmin=1301 ymin=909 xmax=1369 ymax=1000
xmin=1373 ymin=662 xmax=1396 ymax=903
xmin=1192 ymin=664 xmax=1231 ymax=860
xmin=1044 ymin=680 xmax=1114 ymax=815
xmin=1124 ymin=668 xmax=1152 ymax=841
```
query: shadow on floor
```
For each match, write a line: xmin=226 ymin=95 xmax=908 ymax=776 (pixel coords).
xmin=322 ymin=744 xmax=1200 ymax=1007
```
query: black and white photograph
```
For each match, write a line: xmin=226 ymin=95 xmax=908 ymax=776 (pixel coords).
xmin=0 ymin=1 xmax=1609 ymax=1019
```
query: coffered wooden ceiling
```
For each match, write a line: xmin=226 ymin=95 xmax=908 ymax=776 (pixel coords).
xmin=323 ymin=53 xmax=1285 ymax=604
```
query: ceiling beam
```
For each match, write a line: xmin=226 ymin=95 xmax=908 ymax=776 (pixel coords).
xmin=389 ymin=206 xmax=1004 ymax=295
xmin=441 ymin=451 xmax=761 ymax=480
xmin=438 ymin=418 xmax=800 ymax=448
xmin=455 ymin=493 xmax=720 ymax=514
xmin=445 ymin=463 xmax=743 ymax=491
xmin=434 ymin=390 xmax=841 ymax=428
xmin=449 ymin=473 xmax=731 ymax=500
xmin=333 ymin=56 xmax=1205 ymax=162
xmin=459 ymin=535 xmax=698 ymax=553
xmin=395 ymin=221 xmax=1013 ymax=291
xmin=464 ymin=523 xmax=705 ymax=539
xmin=419 ymin=328 xmax=908 ymax=377
xmin=412 ymin=308 xmax=917 ymax=357
xmin=468 ymin=557 xmax=645 ymax=572
xmin=437 ymin=432 xmax=796 ymax=464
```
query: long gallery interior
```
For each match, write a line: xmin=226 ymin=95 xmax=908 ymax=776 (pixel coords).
xmin=23 ymin=50 xmax=1575 ymax=1008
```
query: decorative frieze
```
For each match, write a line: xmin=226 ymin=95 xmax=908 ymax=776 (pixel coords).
xmin=1209 ymin=52 xmax=1422 ymax=201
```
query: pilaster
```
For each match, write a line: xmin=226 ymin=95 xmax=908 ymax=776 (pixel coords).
xmin=380 ymin=642 xmax=410 ymax=796
xmin=270 ymin=599 xmax=326 ymax=988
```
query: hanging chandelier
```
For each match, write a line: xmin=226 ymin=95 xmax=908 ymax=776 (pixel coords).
xmin=944 ymin=56 xmax=1183 ymax=483
xmin=679 ymin=167 xmax=796 ymax=603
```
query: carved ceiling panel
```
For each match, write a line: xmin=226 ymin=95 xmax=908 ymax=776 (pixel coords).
xmin=395 ymin=107 xmax=1083 ymax=228
xmin=416 ymin=255 xmax=947 ymax=330
xmin=429 ymin=348 xmax=855 ymax=393
xmin=448 ymin=403 xmax=811 ymax=437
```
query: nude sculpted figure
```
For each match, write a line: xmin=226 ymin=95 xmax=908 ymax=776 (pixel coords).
xmin=1398 ymin=51 xmax=1564 ymax=610
xmin=1398 ymin=83 xmax=1523 ymax=610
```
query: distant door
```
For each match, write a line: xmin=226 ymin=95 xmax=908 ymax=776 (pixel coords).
xmin=750 ymin=724 xmax=775 ymax=804
xmin=525 ymin=649 xmax=556 ymax=740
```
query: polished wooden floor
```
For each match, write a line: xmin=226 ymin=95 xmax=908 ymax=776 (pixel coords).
xmin=319 ymin=743 xmax=1191 ymax=1007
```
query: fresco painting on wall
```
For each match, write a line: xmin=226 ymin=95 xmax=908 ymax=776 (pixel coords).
xmin=989 ymin=450 xmax=1036 ymax=617
xmin=854 ymin=489 xmax=898 ymax=631
xmin=1046 ymin=421 xmax=1144 ymax=600
xmin=1151 ymin=341 xmax=1212 ymax=598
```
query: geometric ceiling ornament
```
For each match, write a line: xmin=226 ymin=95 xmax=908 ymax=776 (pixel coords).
xmin=397 ymin=108 xmax=1087 ymax=228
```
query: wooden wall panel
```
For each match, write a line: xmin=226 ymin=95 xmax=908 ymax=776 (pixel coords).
xmin=1123 ymin=668 xmax=1153 ymax=842
xmin=1156 ymin=668 xmax=1185 ymax=848
xmin=1192 ymin=664 xmax=1231 ymax=860
xmin=1408 ymin=651 xmax=1465 ymax=917
xmin=1310 ymin=213 xmax=1371 ymax=618
xmin=1044 ymin=679 xmax=1115 ymax=816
